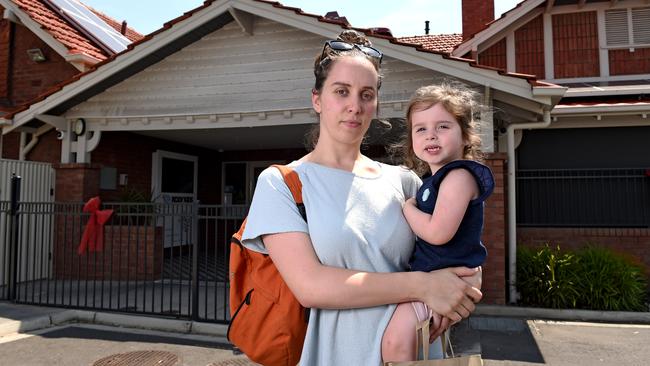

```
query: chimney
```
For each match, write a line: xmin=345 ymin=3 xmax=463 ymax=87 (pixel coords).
xmin=425 ymin=20 xmax=430 ymax=35
xmin=120 ymin=20 xmax=127 ymax=35
xmin=461 ymin=0 xmax=494 ymax=40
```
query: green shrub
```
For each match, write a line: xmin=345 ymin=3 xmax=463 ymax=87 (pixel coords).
xmin=574 ymin=247 xmax=647 ymax=311
xmin=517 ymin=244 xmax=648 ymax=312
xmin=517 ymin=245 xmax=580 ymax=309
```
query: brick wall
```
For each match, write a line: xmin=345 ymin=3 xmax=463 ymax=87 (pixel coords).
xmin=479 ymin=39 xmax=507 ymax=70
xmin=482 ymin=153 xmax=507 ymax=304
xmin=54 ymin=163 xmax=100 ymax=202
xmin=0 ymin=12 xmax=10 ymax=103
xmin=9 ymin=23 xmax=78 ymax=105
xmin=609 ymin=47 xmax=650 ymax=76
xmin=552 ymin=12 xmax=599 ymax=79
xmin=462 ymin=0 xmax=494 ymax=40
xmin=515 ymin=15 xmax=545 ymax=78
xmin=54 ymin=224 xmax=163 ymax=281
xmin=518 ymin=227 xmax=650 ymax=284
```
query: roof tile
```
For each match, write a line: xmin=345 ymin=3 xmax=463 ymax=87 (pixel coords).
xmin=396 ymin=34 xmax=463 ymax=54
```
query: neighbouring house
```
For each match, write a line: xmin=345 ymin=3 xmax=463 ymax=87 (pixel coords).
xmin=0 ymin=0 xmax=142 ymax=161
xmin=400 ymin=0 xmax=650 ymax=301
xmin=0 ymin=0 xmax=574 ymax=305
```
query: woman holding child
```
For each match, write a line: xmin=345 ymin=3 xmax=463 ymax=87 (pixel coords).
xmin=240 ymin=29 xmax=484 ymax=365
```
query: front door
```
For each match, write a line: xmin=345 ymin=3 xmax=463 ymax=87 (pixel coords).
xmin=152 ymin=150 xmax=198 ymax=248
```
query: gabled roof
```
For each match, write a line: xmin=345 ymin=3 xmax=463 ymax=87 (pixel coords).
xmin=0 ymin=0 xmax=566 ymax=133
xmin=396 ymin=34 xmax=462 ymax=54
xmin=452 ymin=0 xmax=542 ymax=58
xmin=0 ymin=0 xmax=142 ymax=64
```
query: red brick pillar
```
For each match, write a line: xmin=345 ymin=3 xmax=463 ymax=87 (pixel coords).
xmin=54 ymin=163 xmax=100 ymax=202
xmin=482 ymin=153 xmax=507 ymax=304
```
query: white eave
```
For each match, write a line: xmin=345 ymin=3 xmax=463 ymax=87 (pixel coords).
xmin=552 ymin=102 xmax=650 ymax=116
xmin=0 ymin=0 xmax=95 ymax=72
xmin=1 ymin=0 xmax=565 ymax=135
xmin=452 ymin=0 xmax=545 ymax=58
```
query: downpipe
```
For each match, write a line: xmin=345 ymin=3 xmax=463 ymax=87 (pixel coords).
xmin=506 ymin=109 xmax=551 ymax=304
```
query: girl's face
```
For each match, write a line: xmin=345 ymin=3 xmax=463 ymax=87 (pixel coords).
xmin=410 ymin=102 xmax=466 ymax=173
xmin=311 ymin=56 xmax=379 ymax=148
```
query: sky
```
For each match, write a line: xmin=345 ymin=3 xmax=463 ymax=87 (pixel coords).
xmin=81 ymin=0 xmax=522 ymax=37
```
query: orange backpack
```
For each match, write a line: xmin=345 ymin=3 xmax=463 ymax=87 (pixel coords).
xmin=227 ymin=165 xmax=309 ymax=366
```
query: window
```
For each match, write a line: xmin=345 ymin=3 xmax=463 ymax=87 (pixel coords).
xmin=605 ymin=7 xmax=650 ymax=47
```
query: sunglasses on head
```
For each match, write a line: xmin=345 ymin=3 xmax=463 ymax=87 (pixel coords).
xmin=321 ymin=40 xmax=383 ymax=63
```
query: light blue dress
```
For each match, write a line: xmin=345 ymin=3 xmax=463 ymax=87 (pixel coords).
xmin=242 ymin=161 xmax=443 ymax=365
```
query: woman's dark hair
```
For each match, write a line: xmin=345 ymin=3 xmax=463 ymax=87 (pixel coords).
xmin=307 ymin=30 xmax=385 ymax=149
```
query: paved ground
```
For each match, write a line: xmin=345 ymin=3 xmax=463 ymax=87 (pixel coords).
xmin=0 ymin=323 xmax=248 ymax=366
xmin=2 ymin=301 xmax=650 ymax=365
xmin=453 ymin=317 xmax=650 ymax=366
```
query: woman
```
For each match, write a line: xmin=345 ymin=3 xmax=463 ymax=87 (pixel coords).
xmin=241 ymin=30 xmax=482 ymax=365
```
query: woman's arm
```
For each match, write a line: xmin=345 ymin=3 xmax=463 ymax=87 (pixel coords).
xmin=263 ymin=231 xmax=482 ymax=322
xmin=403 ymin=169 xmax=479 ymax=245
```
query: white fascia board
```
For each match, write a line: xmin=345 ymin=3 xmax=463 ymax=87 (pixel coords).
xmin=532 ymin=85 xmax=567 ymax=97
xmin=379 ymin=42 xmax=560 ymax=107
xmin=4 ymin=0 xmax=235 ymax=134
xmin=564 ymin=85 xmax=650 ymax=97
xmin=231 ymin=0 xmax=345 ymax=39
xmin=453 ymin=0 xmax=546 ymax=57
xmin=0 ymin=0 xmax=74 ymax=63
xmin=65 ymin=53 xmax=102 ymax=71
xmin=553 ymin=103 xmax=650 ymax=115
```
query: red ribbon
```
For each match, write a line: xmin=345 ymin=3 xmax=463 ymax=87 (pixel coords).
xmin=78 ymin=197 xmax=114 ymax=255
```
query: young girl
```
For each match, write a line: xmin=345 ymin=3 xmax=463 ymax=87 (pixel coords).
xmin=382 ymin=83 xmax=495 ymax=362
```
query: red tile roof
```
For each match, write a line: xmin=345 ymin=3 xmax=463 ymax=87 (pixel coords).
xmin=9 ymin=0 xmax=142 ymax=61
xmin=2 ymin=0 xmax=554 ymax=122
xmin=396 ymin=34 xmax=463 ymax=54
xmin=11 ymin=0 xmax=106 ymax=60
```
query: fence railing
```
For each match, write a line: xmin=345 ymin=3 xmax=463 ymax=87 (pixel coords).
xmin=0 ymin=181 xmax=246 ymax=323
xmin=516 ymin=168 xmax=650 ymax=227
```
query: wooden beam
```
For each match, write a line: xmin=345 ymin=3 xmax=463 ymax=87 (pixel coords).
xmin=546 ymin=0 xmax=555 ymax=12
xmin=228 ymin=8 xmax=254 ymax=36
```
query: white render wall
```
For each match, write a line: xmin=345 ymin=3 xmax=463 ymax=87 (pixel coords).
xmin=67 ymin=18 xmax=448 ymax=121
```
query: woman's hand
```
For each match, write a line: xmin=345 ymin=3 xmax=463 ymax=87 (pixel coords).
xmin=419 ymin=267 xmax=482 ymax=323
xmin=461 ymin=266 xmax=482 ymax=290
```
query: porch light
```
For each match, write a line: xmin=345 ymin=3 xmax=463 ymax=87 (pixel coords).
xmin=27 ymin=48 xmax=46 ymax=62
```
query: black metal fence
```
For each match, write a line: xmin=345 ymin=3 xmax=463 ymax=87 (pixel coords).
xmin=0 ymin=176 xmax=246 ymax=323
xmin=517 ymin=168 xmax=650 ymax=227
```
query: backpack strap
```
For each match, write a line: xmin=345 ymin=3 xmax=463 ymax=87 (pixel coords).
xmin=271 ymin=164 xmax=307 ymax=222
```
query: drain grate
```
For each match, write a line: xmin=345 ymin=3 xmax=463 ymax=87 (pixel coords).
xmin=93 ymin=350 xmax=178 ymax=366
xmin=207 ymin=358 xmax=260 ymax=366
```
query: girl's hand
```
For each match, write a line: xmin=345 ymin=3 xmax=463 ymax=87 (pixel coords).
xmin=428 ymin=313 xmax=448 ymax=343
xmin=419 ymin=267 xmax=482 ymax=323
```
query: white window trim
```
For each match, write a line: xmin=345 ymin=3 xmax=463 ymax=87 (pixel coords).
xmin=221 ymin=160 xmax=283 ymax=205
xmin=151 ymin=150 xmax=198 ymax=201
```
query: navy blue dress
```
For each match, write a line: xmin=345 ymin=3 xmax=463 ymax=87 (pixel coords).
xmin=409 ymin=160 xmax=495 ymax=272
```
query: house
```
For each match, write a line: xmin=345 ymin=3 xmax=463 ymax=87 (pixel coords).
xmin=0 ymin=0 xmax=142 ymax=160
xmin=400 ymin=0 xmax=650 ymax=301
xmin=0 ymin=0 xmax=573 ymax=305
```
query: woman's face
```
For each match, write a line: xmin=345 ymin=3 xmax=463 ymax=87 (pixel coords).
xmin=311 ymin=56 xmax=379 ymax=147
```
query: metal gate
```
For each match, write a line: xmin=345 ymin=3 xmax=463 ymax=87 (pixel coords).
xmin=1 ymin=160 xmax=55 ymax=302
xmin=1 ymin=176 xmax=244 ymax=323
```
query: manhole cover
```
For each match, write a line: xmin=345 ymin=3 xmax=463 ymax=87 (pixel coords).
xmin=93 ymin=350 xmax=178 ymax=366
xmin=207 ymin=358 xmax=260 ymax=366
